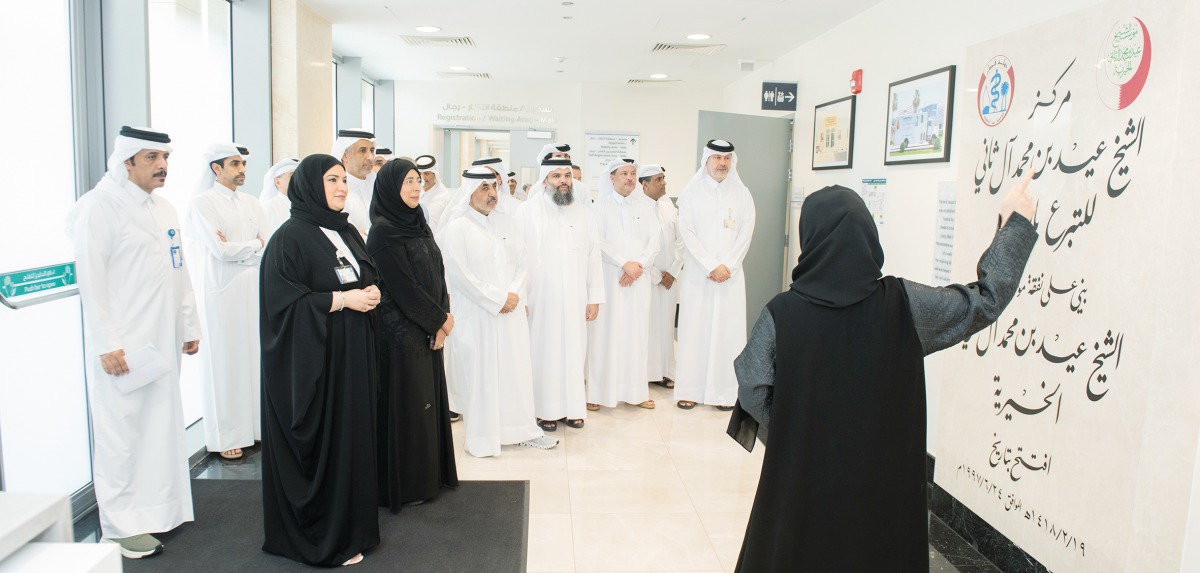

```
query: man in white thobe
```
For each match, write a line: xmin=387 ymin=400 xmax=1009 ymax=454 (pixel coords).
xmin=535 ymin=142 xmax=592 ymax=206
xmin=585 ymin=159 xmax=661 ymax=410
xmin=415 ymin=154 xmax=452 ymax=232
xmin=259 ymin=158 xmax=298 ymax=241
xmin=330 ymin=128 xmax=375 ymax=235
xmin=515 ymin=157 xmax=605 ymax=430
xmin=373 ymin=147 xmax=394 ymax=174
xmin=469 ymin=156 xmax=519 ymax=217
xmin=507 ymin=171 xmax=525 ymax=201
xmin=440 ymin=167 xmax=558 ymax=456
xmin=640 ymin=164 xmax=684 ymax=389
xmin=66 ymin=126 xmax=201 ymax=559
xmin=185 ymin=143 xmax=264 ymax=460
xmin=675 ymin=140 xmax=756 ymax=410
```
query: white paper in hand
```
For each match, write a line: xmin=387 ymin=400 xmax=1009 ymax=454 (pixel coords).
xmin=114 ymin=345 xmax=171 ymax=394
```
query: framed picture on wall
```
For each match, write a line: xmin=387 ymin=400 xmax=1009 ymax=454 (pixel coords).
xmin=883 ymin=65 xmax=956 ymax=165
xmin=811 ymin=95 xmax=856 ymax=170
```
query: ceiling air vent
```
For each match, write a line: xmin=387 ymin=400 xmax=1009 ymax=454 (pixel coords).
xmin=627 ymin=79 xmax=682 ymax=84
xmin=651 ymin=43 xmax=725 ymax=56
xmin=436 ymin=71 xmax=492 ymax=80
xmin=400 ymin=35 xmax=476 ymax=48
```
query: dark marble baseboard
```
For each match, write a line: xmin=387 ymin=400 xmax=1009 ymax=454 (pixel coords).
xmin=927 ymin=453 xmax=1051 ymax=573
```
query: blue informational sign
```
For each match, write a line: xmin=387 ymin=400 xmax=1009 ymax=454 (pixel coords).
xmin=761 ymin=81 xmax=798 ymax=111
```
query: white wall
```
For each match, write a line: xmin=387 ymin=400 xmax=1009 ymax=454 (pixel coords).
xmin=393 ymin=80 xmax=723 ymax=197
xmin=718 ymin=0 xmax=1108 ymax=454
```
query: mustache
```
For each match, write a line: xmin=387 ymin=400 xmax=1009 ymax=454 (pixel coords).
xmin=153 ymin=170 xmax=168 ymax=177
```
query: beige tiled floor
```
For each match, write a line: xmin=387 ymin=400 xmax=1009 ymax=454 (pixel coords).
xmin=451 ymin=384 xmax=764 ymax=573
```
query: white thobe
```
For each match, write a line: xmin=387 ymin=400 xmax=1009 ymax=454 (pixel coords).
xmin=344 ymin=173 xmax=373 ymax=235
xmin=441 ymin=209 xmax=544 ymax=457
xmin=261 ymin=194 xmax=290 ymax=242
xmin=646 ymin=195 xmax=685 ymax=382
xmin=675 ymin=176 xmax=756 ymax=405
xmin=422 ymin=185 xmax=452 ymax=233
xmin=516 ymin=192 xmax=605 ymax=421
xmin=185 ymin=184 xmax=265 ymax=452
xmin=68 ymin=177 xmax=201 ymax=539
xmin=575 ymin=180 xmax=595 ymax=206
xmin=586 ymin=193 xmax=661 ymax=407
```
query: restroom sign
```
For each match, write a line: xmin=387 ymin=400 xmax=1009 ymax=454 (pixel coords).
xmin=762 ymin=81 xmax=798 ymax=111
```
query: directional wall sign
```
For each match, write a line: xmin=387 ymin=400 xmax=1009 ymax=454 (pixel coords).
xmin=0 ymin=262 xmax=76 ymax=299
xmin=762 ymin=81 xmax=798 ymax=111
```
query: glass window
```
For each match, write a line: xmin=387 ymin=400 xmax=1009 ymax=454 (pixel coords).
xmin=148 ymin=0 xmax=233 ymax=426
xmin=0 ymin=0 xmax=92 ymax=496
xmin=361 ymin=80 xmax=374 ymax=132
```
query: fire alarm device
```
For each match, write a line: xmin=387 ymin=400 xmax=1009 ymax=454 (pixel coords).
xmin=850 ymin=69 xmax=863 ymax=94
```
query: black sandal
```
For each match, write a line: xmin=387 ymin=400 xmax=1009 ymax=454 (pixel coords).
xmin=650 ymin=378 xmax=675 ymax=389
xmin=537 ymin=419 xmax=557 ymax=432
xmin=564 ymin=418 xmax=585 ymax=429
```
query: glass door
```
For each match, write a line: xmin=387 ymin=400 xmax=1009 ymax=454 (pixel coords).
xmin=0 ymin=0 xmax=94 ymax=509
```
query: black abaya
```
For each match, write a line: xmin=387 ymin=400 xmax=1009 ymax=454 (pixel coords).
xmin=736 ymin=279 xmax=927 ymax=572
xmin=259 ymin=217 xmax=380 ymax=566
xmin=367 ymin=159 xmax=458 ymax=511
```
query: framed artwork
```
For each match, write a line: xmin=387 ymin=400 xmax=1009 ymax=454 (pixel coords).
xmin=811 ymin=95 xmax=856 ymax=170
xmin=883 ymin=65 xmax=956 ymax=165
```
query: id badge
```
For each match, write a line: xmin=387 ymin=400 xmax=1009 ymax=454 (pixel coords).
xmin=724 ymin=217 xmax=736 ymax=229
xmin=168 ymin=229 xmax=183 ymax=269
xmin=335 ymin=264 xmax=358 ymax=284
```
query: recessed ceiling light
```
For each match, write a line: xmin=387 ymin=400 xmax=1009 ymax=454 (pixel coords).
xmin=556 ymin=70 xmax=565 ymax=73
xmin=563 ymin=15 xmax=573 ymax=20
xmin=650 ymin=73 xmax=669 ymax=79
xmin=415 ymin=26 xmax=441 ymax=33
xmin=562 ymin=1 xmax=574 ymax=5
xmin=449 ymin=66 xmax=469 ymax=71
xmin=687 ymin=33 xmax=711 ymax=40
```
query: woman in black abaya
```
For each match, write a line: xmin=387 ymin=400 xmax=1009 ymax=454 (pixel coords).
xmin=368 ymin=159 xmax=459 ymax=511
xmin=259 ymin=154 xmax=381 ymax=567
xmin=729 ymin=175 xmax=1039 ymax=572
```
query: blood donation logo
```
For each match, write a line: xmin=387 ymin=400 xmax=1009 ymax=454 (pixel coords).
xmin=1097 ymin=17 xmax=1151 ymax=110
xmin=977 ymin=55 xmax=1015 ymax=127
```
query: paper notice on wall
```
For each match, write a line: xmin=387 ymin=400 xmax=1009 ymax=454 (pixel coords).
xmin=932 ymin=181 xmax=957 ymax=286
xmin=859 ymin=178 xmax=886 ymax=225
xmin=584 ymin=132 xmax=640 ymax=190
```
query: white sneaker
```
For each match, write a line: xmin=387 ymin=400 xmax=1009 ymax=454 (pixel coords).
xmin=518 ymin=435 xmax=559 ymax=450
xmin=104 ymin=534 xmax=163 ymax=559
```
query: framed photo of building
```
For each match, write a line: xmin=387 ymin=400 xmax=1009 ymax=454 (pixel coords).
xmin=811 ymin=95 xmax=856 ymax=170
xmin=884 ymin=65 xmax=955 ymax=165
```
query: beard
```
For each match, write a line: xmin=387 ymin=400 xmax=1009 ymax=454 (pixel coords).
xmin=546 ymin=182 xmax=574 ymax=206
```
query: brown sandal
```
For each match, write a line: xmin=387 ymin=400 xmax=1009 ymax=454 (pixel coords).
xmin=676 ymin=400 xmax=696 ymax=410
xmin=564 ymin=418 xmax=585 ymax=429
xmin=586 ymin=403 xmax=601 ymax=411
xmin=635 ymin=400 xmax=656 ymax=409
xmin=537 ymin=419 xmax=558 ymax=432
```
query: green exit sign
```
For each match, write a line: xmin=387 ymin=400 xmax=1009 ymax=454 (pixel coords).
xmin=1 ymin=263 xmax=76 ymax=298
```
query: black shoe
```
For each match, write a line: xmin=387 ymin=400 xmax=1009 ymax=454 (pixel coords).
xmin=449 ymin=411 xmax=462 ymax=423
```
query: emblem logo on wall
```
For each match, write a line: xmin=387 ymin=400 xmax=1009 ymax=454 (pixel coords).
xmin=1097 ymin=17 xmax=1151 ymax=110
xmin=977 ymin=55 xmax=1015 ymax=127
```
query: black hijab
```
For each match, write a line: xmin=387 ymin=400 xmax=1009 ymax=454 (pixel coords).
xmin=286 ymin=154 xmax=372 ymax=264
xmin=288 ymin=154 xmax=352 ymax=231
xmin=369 ymin=158 xmax=432 ymax=248
xmin=789 ymin=185 xmax=885 ymax=308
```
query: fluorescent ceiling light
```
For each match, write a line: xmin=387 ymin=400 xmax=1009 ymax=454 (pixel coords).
xmin=650 ymin=73 xmax=668 ymax=79
xmin=449 ymin=66 xmax=469 ymax=71
xmin=415 ymin=26 xmax=441 ymax=33
xmin=687 ymin=33 xmax=711 ymax=40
